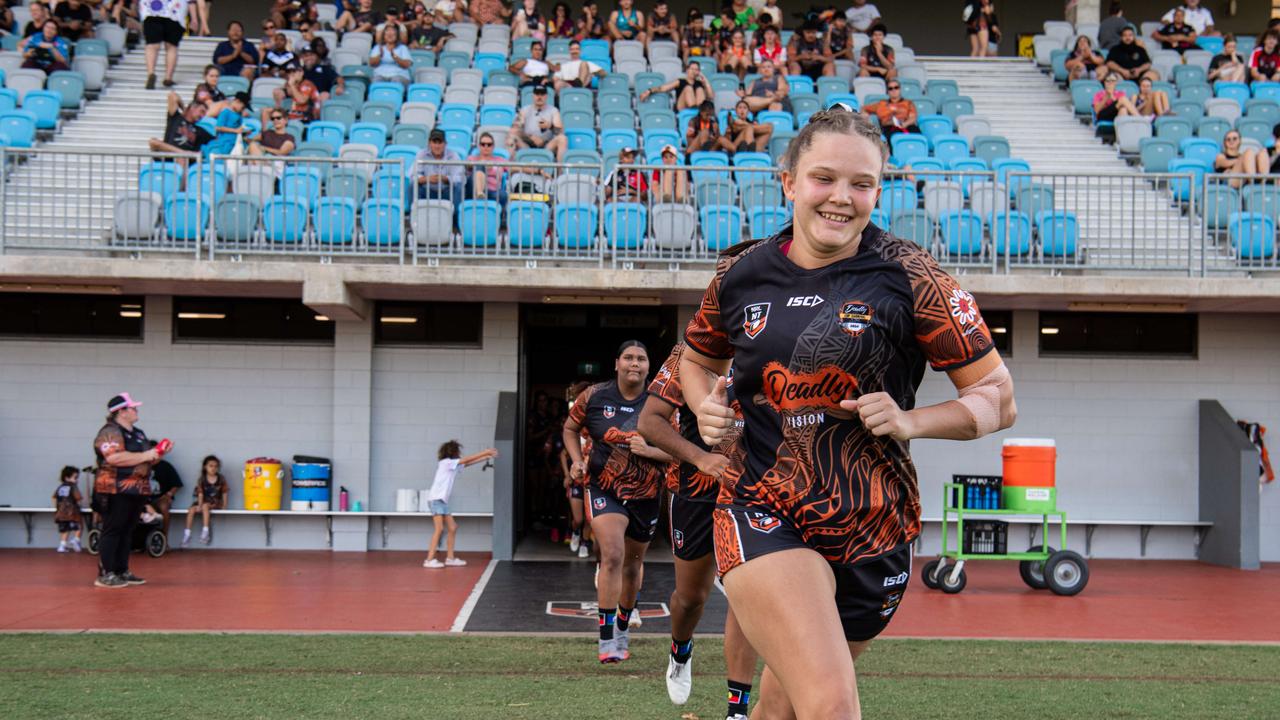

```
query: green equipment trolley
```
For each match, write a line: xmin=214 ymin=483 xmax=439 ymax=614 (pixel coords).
xmin=921 ymin=478 xmax=1089 ymax=596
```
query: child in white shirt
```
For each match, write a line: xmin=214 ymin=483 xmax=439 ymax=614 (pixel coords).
xmin=423 ymin=440 xmax=499 ymax=568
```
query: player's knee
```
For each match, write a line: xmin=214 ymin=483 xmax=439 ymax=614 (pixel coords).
xmin=795 ymin=687 xmax=858 ymax=720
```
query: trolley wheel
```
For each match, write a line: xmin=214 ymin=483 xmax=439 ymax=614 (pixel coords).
xmin=1045 ymin=550 xmax=1089 ymax=596
xmin=921 ymin=559 xmax=945 ymax=590
xmin=86 ymin=528 xmax=101 ymax=556
xmin=938 ymin=564 xmax=967 ymax=594
xmin=1018 ymin=545 xmax=1056 ymax=590
xmin=146 ymin=530 xmax=168 ymax=558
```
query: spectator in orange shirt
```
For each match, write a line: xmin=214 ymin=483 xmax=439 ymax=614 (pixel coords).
xmin=861 ymin=80 xmax=919 ymax=138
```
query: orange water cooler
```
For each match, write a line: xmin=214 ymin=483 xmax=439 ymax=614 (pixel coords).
xmin=1001 ymin=439 xmax=1057 ymax=512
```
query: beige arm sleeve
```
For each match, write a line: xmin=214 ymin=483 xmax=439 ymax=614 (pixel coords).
xmin=955 ymin=362 xmax=1013 ymax=438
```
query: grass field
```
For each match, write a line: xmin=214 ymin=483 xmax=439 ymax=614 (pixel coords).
xmin=1 ymin=634 xmax=1277 ymax=719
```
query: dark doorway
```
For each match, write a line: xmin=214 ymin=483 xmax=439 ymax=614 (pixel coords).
xmin=514 ymin=303 xmax=680 ymax=557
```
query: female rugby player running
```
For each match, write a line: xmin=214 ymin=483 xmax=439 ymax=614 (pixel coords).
xmin=639 ymin=344 xmax=759 ymax=719
xmin=563 ymin=340 xmax=673 ymax=663
xmin=679 ymin=108 xmax=1017 ymax=719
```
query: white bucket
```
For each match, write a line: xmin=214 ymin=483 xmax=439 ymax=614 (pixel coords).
xmin=395 ymin=488 xmax=419 ymax=512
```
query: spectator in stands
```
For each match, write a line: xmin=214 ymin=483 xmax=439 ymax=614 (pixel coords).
xmin=1092 ymin=73 xmax=1139 ymax=123
xmin=729 ymin=0 xmax=757 ymax=32
xmin=22 ymin=2 xmax=48 ymax=37
xmin=640 ymin=61 xmax=714 ymax=111
xmin=1133 ymin=76 xmax=1171 ymax=117
xmin=409 ymin=7 xmax=453 ymax=51
xmin=468 ymin=132 xmax=508 ymax=206
xmin=370 ymin=24 xmax=413 ymax=85
xmin=302 ymin=45 xmax=344 ymax=99
xmin=790 ymin=21 xmax=835 ymax=80
xmin=720 ymin=29 xmax=752 ymax=81
xmin=577 ymin=0 xmax=607 ymax=40
xmin=334 ymin=0 xmax=377 ymax=34
xmin=604 ymin=146 xmax=650 ymax=201
xmin=182 ymin=455 xmax=227 ymax=547
xmin=845 ymin=0 xmax=881 ymax=33
xmin=963 ymin=0 xmax=999 ymax=58
xmin=1098 ymin=2 xmax=1129 ymax=51
xmin=1250 ymin=31 xmax=1280 ymax=83
xmin=213 ymin=21 xmax=259 ymax=80
xmin=148 ymin=444 xmax=183 ymax=539
xmin=1215 ymin=131 xmax=1269 ymax=186
xmin=647 ymin=0 xmax=680 ymax=47
xmin=204 ymin=92 xmax=250 ymax=156
xmin=682 ymin=9 xmax=714 ymax=62
xmin=726 ymin=98 xmax=773 ymax=153
xmin=1107 ymin=26 xmax=1157 ymax=81
xmin=259 ymin=18 xmax=284 ymax=53
xmin=858 ymin=23 xmax=896 ymax=80
xmin=512 ymin=0 xmax=545 ymax=41
xmin=433 ymin=0 xmax=463 ymax=24
xmin=825 ymin=13 xmax=854 ymax=62
xmin=293 ymin=23 xmax=318 ymax=54
xmin=758 ymin=0 xmax=783 ymax=30
xmin=510 ymin=40 xmax=555 ymax=88
xmin=54 ymin=0 xmax=94 ymax=40
xmin=651 ymin=144 xmax=689 ymax=202
xmin=141 ymin=0 xmax=207 ymax=89
xmin=862 ymin=79 xmax=918 ymax=138
xmin=194 ymin=64 xmax=231 ymax=115
xmin=148 ymin=93 xmax=213 ymax=157
xmin=1065 ymin=35 xmax=1108 ymax=81
xmin=260 ymin=30 xmax=299 ymax=77
xmin=686 ymin=99 xmax=734 ymax=153
xmin=739 ymin=58 xmax=790 ymax=112
xmin=754 ymin=25 xmax=786 ymax=67
xmin=269 ymin=0 xmax=306 ymax=30
xmin=712 ymin=7 xmax=738 ymax=53
xmin=376 ymin=6 xmax=408 ymax=39
xmin=509 ymin=86 xmax=567 ymax=160
xmin=0 ymin=4 xmax=16 ymax=38
xmin=20 ymin=20 xmax=70 ymax=74
xmin=53 ymin=466 xmax=84 ymax=553
xmin=416 ymin=128 xmax=466 ymax=206
xmin=546 ymin=3 xmax=575 ymax=38
xmin=468 ymin=0 xmax=510 ymax=27
xmin=553 ymin=40 xmax=605 ymax=90
xmin=1153 ymin=8 xmax=1197 ymax=54
xmin=1209 ymin=34 xmax=1247 ymax=84
xmin=608 ymin=0 xmax=645 ymax=43
xmin=249 ymin=110 xmax=297 ymax=157
xmin=269 ymin=65 xmax=321 ymax=123
xmin=1163 ymin=0 xmax=1216 ymax=37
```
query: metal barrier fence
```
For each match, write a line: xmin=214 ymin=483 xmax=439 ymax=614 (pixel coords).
xmin=0 ymin=147 xmax=1274 ymax=274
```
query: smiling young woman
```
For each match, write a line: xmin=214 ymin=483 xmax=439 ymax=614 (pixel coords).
xmin=677 ymin=109 xmax=1017 ymax=719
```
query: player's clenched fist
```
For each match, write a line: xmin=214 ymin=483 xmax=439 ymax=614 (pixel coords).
xmin=697 ymin=376 xmax=737 ymax=446
xmin=840 ymin=391 xmax=916 ymax=441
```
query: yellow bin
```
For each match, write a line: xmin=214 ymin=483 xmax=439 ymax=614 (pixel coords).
xmin=243 ymin=458 xmax=284 ymax=510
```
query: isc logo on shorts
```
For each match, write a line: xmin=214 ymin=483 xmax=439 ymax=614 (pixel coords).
xmin=883 ymin=571 xmax=908 ymax=587
xmin=592 ymin=497 xmax=607 ymax=510
xmin=746 ymin=512 xmax=781 ymax=534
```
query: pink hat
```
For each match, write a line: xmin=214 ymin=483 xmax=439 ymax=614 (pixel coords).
xmin=107 ymin=392 xmax=142 ymax=412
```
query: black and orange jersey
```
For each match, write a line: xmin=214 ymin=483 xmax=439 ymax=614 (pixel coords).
xmin=567 ymin=380 xmax=664 ymax=501
xmin=685 ymin=225 xmax=995 ymax=565
xmin=647 ymin=343 xmax=747 ymax=502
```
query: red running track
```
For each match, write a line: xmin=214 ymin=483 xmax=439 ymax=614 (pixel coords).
xmin=2 ymin=549 xmax=1276 ymax=643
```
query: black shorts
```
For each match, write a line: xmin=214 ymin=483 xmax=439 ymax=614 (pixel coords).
xmin=1096 ymin=102 xmax=1120 ymax=122
xmin=143 ymin=16 xmax=184 ymax=46
xmin=586 ymin=484 xmax=658 ymax=543
xmin=569 ymin=484 xmax=583 ymax=500
xmin=57 ymin=520 xmax=81 ymax=532
xmin=669 ymin=494 xmax=714 ymax=562
xmin=714 ymin=504 xmax=912 ymax=641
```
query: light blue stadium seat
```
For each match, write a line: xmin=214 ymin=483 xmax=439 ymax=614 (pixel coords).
xmin=932 ymin=134 xmax=969 ymax=165
xmin=380 ymin=144 xmax=419 ymax=173
xmin=1228 ymin=212 xmax=1277 ymax=260
xmin=372 ymin=169 xmax=412 ymax=206
xmin=1070 ymin=80 xmax=1102 ymax=116
xmin=731 ymin=151 xmax=771 ymax=185
xmin=392 ymin=123 xmax=430 ymax=147
xmin=507 ymin=201 xmax=549 ymax=248
xmin=1237 ymin=118 xmax=1274 ymax=149
xmin=459 ymin=199 xmax=501 ymax=247
xmin=941 ymin=96 xmax=975 ymax=121
xmin=785 ymin=75 xmax=814 ymax=95
xmin=1252 ymin=82 xmax=1280 ymax=103
xmin=1180 ymin=137 xmax=1220 ymax=165
xmin=367 ymin=81 xmax=405 ymax=107
xmin=0 ymin=88 xmax=17 ymax=113
xmin=889 ymin=133 xmax=929 ymax=166
xmin=138 ymin=161 xmax=182 ymax=200
xmin=1242 ymin=184 xmax=1280 ymax=219
xmin=870 ymin=208 xmax=890 ymax=228
xmin=756 ymin=110 xmax=794 ymax=132
xmin=1203 ymin=185 xmax=1240 ymax=231
xmin=700 ymin=204 xmax=743 ymax=251
xmin=0 ymin=110 xmax=36 ymax=146
xmin=991 ymin=211 xmax=1032 ymax=256
xmin=561 ymin=109 xmax=594 ymax=130
xmin=1167 ymin=158 xmax=1208 ymax=202
xmin=565 ymin=127 xmax=597 ymax=150
xmin=479 ymin=105 xmax=515 ymax=127
xmin=740 ymin=181 xmax=784 ymax=210
xmin=1154 ymin=115 xmax=1194 ymax=145
xmin=972 ymin=135 xmax=1010 ymax=165
xmin=320 ymin=103 xmax=356 ymax=131
xmin=1196 ymin=116 xmax=1231 ymax=144
xmin=1214 ymin=81 xmax=1250 ymax=111
xmin=642 ymin=128 xmax=681 ymax=158
xmin=185 ymin=161 xmax=228 ymax=205
xmin=443 ymin=127 xmax=471 ymax=155
xmin=362 ymin=198 xmax=404 ymax=246
xmin=360 ymin=102 xmax=398 ymax=134
xmin=262 ymin=196 xmax=309 ymax=243
xmin=1245 ymin=99 xmax=1280 ymax=125
xmin=695 ymin=177 xmax=736 ymax=207
xmin=1139 ymin=138 xmax=1177 ymax=173
xmin=45 ymin=71 xmax=84 ymax=109
xmin=939 ymin=209 xmax=984 ymax=256
xmin=557 ymin=88 xmax=594 ymax=113
xmin=407 ymin=83 xmax=443 ymax=106
xmin=326 ymin=167 xmax=370 ymax=205
xmin=280 ymin=166 xmax=323 ymax=210
xmin=1016 ymin=183 xmax=1055 ymax=219
xmin=824 ymin=92 xmax=858 ymax=110
xmin=348 ymin=122 xmax=387 ymax=151
xmin=891 ymin=209 xmax=935 ymax=247
xmin=748 ymin=206 xmax=789 ymax=239
xmin=600 ymin=128 xmax=638 ymax=154
xmin=925 ymin=79 xmax=959 ymax=101
xmin=74 ymin=38 xmax=108 ymax=57
xmin=1035 ymin=210 xmax=1079 ymax=257
xmin=918 ymin=114 xmax=954 ymax=146
xmin=306 ymin=121 xmax=346 ymax=153
xmin=213 ymin=194 xmax=260 ymax=242
xmin=1173 ymin=65 xmax=1206 ymax=87
xmin=690 ymin=151 xmax=730 ymax=183
xmin=604 ymin=202 xmax=648 ymax=249
xmin=878 ymin=179 xmax=918 ymax=218
xmin=473 ymin=53 xmax=507 ymax=80
xmin=314 ymin=197 xmax=358 ymax=244
xmin=163 ymin=192 xmax=208 ymax=241
xmin=555 ymin=203 xmax=598 ymax=248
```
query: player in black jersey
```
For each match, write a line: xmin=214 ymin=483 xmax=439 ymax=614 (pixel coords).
xmin=639 ymin=343 xmax=759 ymax=719
xmin=562 ymin=340 xmax=673 ymax=663
xmin=680 ymin=109 xmax=1017 ymax=718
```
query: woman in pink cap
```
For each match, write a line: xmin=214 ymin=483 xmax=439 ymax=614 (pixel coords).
xmin=92 ymin=393 xmax=164 ymax=589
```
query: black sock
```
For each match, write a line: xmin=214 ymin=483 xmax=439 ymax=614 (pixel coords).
xmin=616 ymin=605 xmax=632 ymax=632
xmin=598 ymin=608 xmax=616 ymax=641
xmin=671 ymin=636 xmax=693 ymax=663
xmin=727 ymin=680 xmax=752 ymax=717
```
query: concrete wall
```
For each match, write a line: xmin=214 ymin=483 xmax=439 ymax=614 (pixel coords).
xmin=911 ymin=311 xmax=1280 ymax=561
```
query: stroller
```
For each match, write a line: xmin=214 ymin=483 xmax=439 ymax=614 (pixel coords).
xmin=84 ymin=470 xmax=169 ymax=559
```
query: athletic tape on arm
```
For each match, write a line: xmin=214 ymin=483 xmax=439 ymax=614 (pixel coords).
xmin=955 ymin=362 xmax=1011 ymax=437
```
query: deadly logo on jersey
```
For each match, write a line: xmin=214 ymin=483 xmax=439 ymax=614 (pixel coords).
xmin=746 ymin=512 xmax=781 ymax=534
xmin=743 ymin=302 xmax=771 ymax=339
xmin=948 ymin=288 xmax=979 ymax=325
xmin=838 ymin=300 xmax=874 ymax=338
xmin=761 ymin=361 xmax=858 ymax=413
xmin=603 ymin=405 xmax=616 ymax=419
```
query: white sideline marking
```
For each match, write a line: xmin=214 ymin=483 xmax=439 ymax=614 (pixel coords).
xmin=450 ymin=558 xmax=498 ymax=633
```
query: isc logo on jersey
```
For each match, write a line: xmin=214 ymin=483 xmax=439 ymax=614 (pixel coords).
xmin=743 ymin=302 xmax=770 ymax=339
xmin=786 ymin=295 xmax=824 ymax=307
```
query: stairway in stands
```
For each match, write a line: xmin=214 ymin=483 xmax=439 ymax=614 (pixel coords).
xmin=3 ymin=36 xmax=223 ymax=251
xmin=918 ymin=56 xmax=1235 ymax=273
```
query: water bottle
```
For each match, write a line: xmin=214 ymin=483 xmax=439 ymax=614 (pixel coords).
xmin=339 ymin=485 xmax=350 ymax=512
